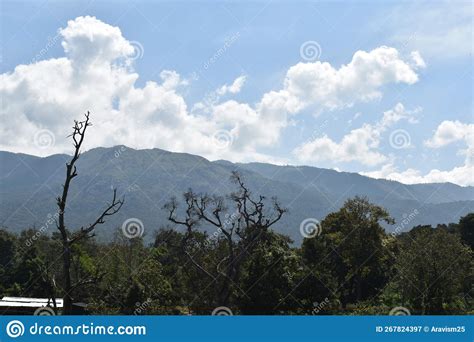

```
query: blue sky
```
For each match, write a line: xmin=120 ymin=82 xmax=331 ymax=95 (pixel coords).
xmin=1 ymin=0 xmax=472 ymax=186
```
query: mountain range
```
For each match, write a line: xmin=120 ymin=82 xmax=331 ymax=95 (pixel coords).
xmin=1 ymin=146 xmax=472 ymax=244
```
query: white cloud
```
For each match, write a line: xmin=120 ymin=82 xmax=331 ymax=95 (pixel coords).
xmin=425 ymin=120 xmax=473 ymax=180
xmin=362 ymin=163 xmax=473 ymax=187
xmin=410 ymin=51 xmax=426 ymax=69
xmin=216 ymin=75 xmax=246 ymax=95
xmin=294 ymin=127 xmax=388 ymax=166
xmin=424 ymin=120 xmax=473 ymax=148
xmin=60 ymin=16 xmax=134 ymax=67
xmin=364 ymin=120 xmax=474 ymax=186
xmin=228 ymin=46 xmax=423 ymax=156
xmin=0 ymin=16 xmax=423 ymax=165
xmin=293 ymin=103 xmax=419 ymax=166
xmin=4 ymin=16 xmax=469 ymax=187
xmin=282 ymin=46 xmax=423 ymax=113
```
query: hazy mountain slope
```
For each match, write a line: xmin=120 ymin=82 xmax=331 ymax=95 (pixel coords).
xmin=1 ymin=146 xmax=472 ymax=244
xmin=233 ymin=162 xmax=474 ymax=204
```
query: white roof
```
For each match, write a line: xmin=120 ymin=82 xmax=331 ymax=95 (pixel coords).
xmin=0 ymin=297 xmax=63 ymax=308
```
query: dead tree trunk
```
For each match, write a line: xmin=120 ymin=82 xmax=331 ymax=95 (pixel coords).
xmin=56 ymin=112 xmax=124 ymax=314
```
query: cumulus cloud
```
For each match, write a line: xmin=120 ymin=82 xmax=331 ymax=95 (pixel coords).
xmin=363 ymin=120 xmax=474 ymax=186
xmin=216 ymin=75 xmax=246 ymax=95
xmin=280 ymin=46 xmax=423 ymax=114
xmin=0 ymin=16 xmax=423 ymax=164
xmin=60 ymin=16 xmax=134 ymax=66
xmin=424 ymin=120 xmax=473 ymax=149
xmin=223 ymin=47 xmax=423 ymax=157
xmin=293 ymin=103 xmax=420 ymax=166
xmin=1 ymin=16 xmax=233 ymax=160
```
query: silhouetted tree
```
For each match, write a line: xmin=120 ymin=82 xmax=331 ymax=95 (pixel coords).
xmin=165 ymin=172 xmax=286 ymax=309
xmin=56 ymin=112 xmax=124 ymax=314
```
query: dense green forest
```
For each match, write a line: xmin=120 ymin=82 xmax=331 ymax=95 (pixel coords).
xmin=1 ymin=115 xmax=472 ymax=316
xmin=0 ymin=202 xmax=472 ymax=315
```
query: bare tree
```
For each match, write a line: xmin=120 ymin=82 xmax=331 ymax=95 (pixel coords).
xmin=165 ymin=171 xmax=286 ymax=307
xmin=56 ymin=112 xmax=124 ymax=314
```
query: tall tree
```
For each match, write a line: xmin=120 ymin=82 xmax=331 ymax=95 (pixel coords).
xmin=394 ymin=226 xmax=473 ymax=314
xmin=56 ymin=112 xmax=124 ymax=314
xmin=317 ymin=196 xmax=394 ymax=306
